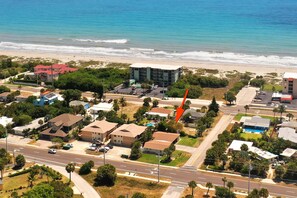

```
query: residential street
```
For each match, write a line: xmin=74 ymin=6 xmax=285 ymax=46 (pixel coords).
xmin=184 ymin=114 xmax=234 ymax=168
xmin=1 ymin=141 xmax=296 ymax=198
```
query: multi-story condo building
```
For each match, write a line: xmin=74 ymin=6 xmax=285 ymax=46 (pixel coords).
xmin=130 ymin=63 xmax=182 ymax=86
xmin=282 ymin=72 xmax=297 ymax=98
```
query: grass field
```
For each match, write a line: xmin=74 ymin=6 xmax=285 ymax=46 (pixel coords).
xmin=178 ymin=136 xmax=200 ymax=147
xmin=240 ymin=132 xmax=262 ymax=140
xmin=262 ymin=84 xmax=282 ymax=92
xmin=137 ymin=150 xmax=191 ymax=167
xmin=234 ymin=113 xmax=274 ymax=121
xmin=80 ymin=173 xmax=168 ymax=198
xmin=119 ymin=102 xmax=142 ymax=121
xmin=1 ymin=167 xmax=69 ymax=198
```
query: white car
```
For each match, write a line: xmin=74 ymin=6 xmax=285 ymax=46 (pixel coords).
xmin=88 ymin=146 xmax=97 ymax=151
xmin=48 ymin=149 xmax=57 ymax=154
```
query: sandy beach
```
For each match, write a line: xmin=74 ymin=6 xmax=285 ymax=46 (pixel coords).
xmin=0 ymin=49 xmax=295 ymax=75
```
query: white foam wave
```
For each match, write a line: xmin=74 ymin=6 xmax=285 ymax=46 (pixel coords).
xmin=73 ymin=38 xmax=128 ymax=44
xmin=1 ymin=41 xmax=297 ymax=67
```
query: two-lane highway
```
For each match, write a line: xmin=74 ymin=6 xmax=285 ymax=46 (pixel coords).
xmin=1 ymin=142 xmax=296 ymax=198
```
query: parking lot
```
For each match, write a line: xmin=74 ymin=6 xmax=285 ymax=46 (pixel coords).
xmin=251 ymin=91 xmax=297 ymax=109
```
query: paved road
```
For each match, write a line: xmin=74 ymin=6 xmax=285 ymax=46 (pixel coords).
xmin=1 ymin=142 xmax=296 ymax=198
xmin=236 ymin=87 xmax=259 ymax=106
xmin=184 ymin=114 xmax=234 ymax=168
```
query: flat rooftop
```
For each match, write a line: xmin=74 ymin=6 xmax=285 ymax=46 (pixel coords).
xmin=130 ymin=63 xmax=182 ymax=70
xmin=283 ymin=72 xmax=297 ymax=79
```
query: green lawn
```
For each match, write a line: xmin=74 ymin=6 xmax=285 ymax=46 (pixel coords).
xmin=137 ymin=150 xmax=190 ymax=167
xmin=262 ymin=84 xmax=282 ymax=92
xmin=240 ymin=132 xmax=262 ymax=140
xmin=234 ymin=113 xmax=275 ymax=121
xmin=178 ymin=136 xmax=200 ymax=147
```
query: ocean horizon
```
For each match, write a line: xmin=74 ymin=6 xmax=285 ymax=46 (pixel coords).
xmin=1 ymin=0 xmax=297 ymax=66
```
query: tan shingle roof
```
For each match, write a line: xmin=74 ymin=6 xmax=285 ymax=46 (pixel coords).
xmin=149 ymin=108 xmax=172 ymax=115
xmin=49 ymin=113 xmax=83 ymax=127
xmin=82 ymin=120 xmax=117 ymax=134
xmin=111 ymin=124 xmax=147 ymax=138
xmin=143 ymin=132 xmax=180 ymax=151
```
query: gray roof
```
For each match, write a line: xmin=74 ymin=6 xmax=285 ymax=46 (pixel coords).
xmin=280 ymin=148 xmax=297 ymax=158
xmin=183 ymin=109 xmax=205 ymax=120
xmin=243 ymin=116 xmax=270 ymax=128
xmin=69 ymin=100 xmax=88 ymax=107
xmin=280 ymin=121 xmax=297 ymax=129
xmin=278 ymin=127 xmax=297 ymax=143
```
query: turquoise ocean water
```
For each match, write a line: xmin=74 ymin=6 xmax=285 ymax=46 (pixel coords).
xmin=1 ymin=0 xmax=297 ymax=66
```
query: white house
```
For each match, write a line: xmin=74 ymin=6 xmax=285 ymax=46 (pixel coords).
xmin=0 ymin=116 xmax=13 ymax=127
xmin=227 ymin=140 xmax=253 ymax=152
xmin=13 ymin=117 xmax=45 ymax=135
xmin=89 ymin=103 xmax=113 ymax=114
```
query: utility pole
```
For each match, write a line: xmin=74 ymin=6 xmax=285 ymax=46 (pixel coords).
xmin=158 ymin=151 xmax=160 ymax=183
xmin=248 ymin=161 xmax=253 ymax=194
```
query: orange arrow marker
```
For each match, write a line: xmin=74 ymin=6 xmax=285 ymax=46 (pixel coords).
xmin=175 ymin=89 xmax=189 ymax=122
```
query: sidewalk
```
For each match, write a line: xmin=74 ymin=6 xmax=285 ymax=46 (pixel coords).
xmin=47 ymin=164 xmax=101 ymax=198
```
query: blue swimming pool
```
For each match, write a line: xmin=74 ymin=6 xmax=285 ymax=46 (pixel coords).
xmin=243 ymin=127 xmax=265 ymax=134
xmin=146 ymin=123 xmax=155 ymax=127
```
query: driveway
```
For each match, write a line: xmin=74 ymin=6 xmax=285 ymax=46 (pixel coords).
xmin=175 ymin=145 xmax=196 ymax=154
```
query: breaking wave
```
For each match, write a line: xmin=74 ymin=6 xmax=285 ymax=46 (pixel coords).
xmin=1 ymin=41 xmax=297 ymax=67
xmin=73 ymin=38 xmax=128 ymax=44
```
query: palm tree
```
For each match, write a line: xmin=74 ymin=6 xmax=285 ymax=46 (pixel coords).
xmin=119 ymin=97 xmax=127 ymax=115
xmin=278 ymin=105 xmax=286 ymax=122
xmin=227 ymin=181 xmax=234 ymax=195
xmin=206 ymin=182 xmax=213 ymax=197
xmin=65 ymin=162 xmax=75 ymax=183
xmin=188 ymin=180 xmax=197 ymax=197
xmin=273 ymin=107 xmax=278 ymax=120
xmin=222 ymin=177 xmax=227 ymax=188
xmin=286 ymin=113 xmax=294 ymax=121
xmin=244 ymin=105 xmax=249 ymax=115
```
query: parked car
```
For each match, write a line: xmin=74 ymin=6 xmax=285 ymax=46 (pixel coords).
xmin=121 ymin=154 xmax=129 ymax=159
xmin=107 ymin=144 xmax=113 ymax=149
xmin=63 ymin=144 xmax=71 ymax=150
xmin=48 ymin=149 xmax=57 ymax=154
xmin=108 ymin=99 xmax=113 ymax=103
xmin=99 ymin=147 xmax=109 ymax=152
xmin=88 ymin=146 xmax=97 ymax=151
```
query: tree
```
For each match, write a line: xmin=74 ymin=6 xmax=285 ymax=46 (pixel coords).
xmin=15 ymin=154 xmax=26 ymax=168
xmin=201 ymin=106 xmax=207 ymax=113
xmin=0 ymin=124 xmax=6 ymax=138
xmin=286 ymin=113 xmax=294 ymax=121
xmin=188 ymin=85 xmax=203 ymax=98
xmin=50 ymin=180 xmax=74 ymax=198
xmin=225 ymin=91 xmax=236 ymax=105
xmin=130 ymin=141 xmax=142 ymax=160
xmin=61 ymin=89 xmax=82 ymax=106
xmin=275 ymin=166 xmax=285 ymax=179
xmin=0 ymin=159 xmax=5 ymax=179
xmin=23 ymin=183 xmax=55 ymax=198
xmin=95 ymin=164 xmax=117 ymax=186
xmin=222 ymin=177 xmax=227 ymax=188
xmin=227 ymin=181 xmax=234 ymax=195
xmin=188 ymin=180 xmax=197 ymax=197
xmin=119 ymin=97 xmax=127 ymax=115
xmin=244 ymin=105 xmax=249 ymax=115
xmin=0 ymin=85 xmax=10 ymax=93
xmin=97 ymin=110 xmax=106 ymax=120
xmin=259 ymin=188 xmax=269 ymax=198
xmin=152 ymin=99 xmax=159 ymax=107
xmin=65 ymin=162 xmax=75 ymax=183
xmin=184 ymin=100 xmax=191 ymax=110
xmin=208 ymin=97 xmax=219 ymax=114
xmin=220 ymin=154 xmax=228 ymax=169
xmin=273 ymin=107 xmax=278 ymax=120
xmin=278 ymin=105 xmax=286 ymax=122
xmin=113 ymin=101 xmax=120 ymax=112
xmin=240 ymin=144 xmax=249 ymax=152
xmin=13 ymin=114 xmax=32 ymax=126
xmin=79 ymin=160 xmax=94 ymax=175
xmin=132 ymin=192 xmax=147 ymax=198
xmin=206 ymin=182 xmax=213 ymax=197
xmin=10 ymin=191 xmax=19 ymax=198
xmin=215 ymin=186 xmax=236 ymax=198
xmin=143 ymin=97 xmax=151 ymax=107
xmin=51 ymin=137 xmax=64 ymax=148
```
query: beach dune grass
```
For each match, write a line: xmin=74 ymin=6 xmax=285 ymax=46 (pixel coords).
xmin=137 ymin=150 xmax=190 ymax=167
xmin=80 ymin=173 xmax=168 ymax=198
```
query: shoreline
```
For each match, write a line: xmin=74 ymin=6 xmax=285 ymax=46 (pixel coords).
xmin=0 ymin=49 xmax=295 ymax=75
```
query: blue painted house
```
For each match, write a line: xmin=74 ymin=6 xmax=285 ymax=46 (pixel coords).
xmin=34 ymin=92 xmax=58 ymax=106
